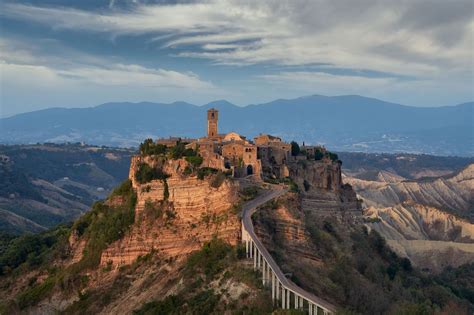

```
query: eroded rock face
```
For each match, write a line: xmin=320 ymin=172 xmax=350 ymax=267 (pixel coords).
xmin=100 ymin=173 xmax=240 ymax=268
xmin=346 ymin=164 xmax=474 ymax=218
xmin=253 ymin=194 xmax=321 ymax=262
xmin=289 ymin=160 xmax=343 ymax=192
xmin=347 ymin=164 xmax=474 ymax=271
xmin=62 ymin=156 xmax=243 ymax=269
xmin=366 ymin=203 xmax=474 ymax=242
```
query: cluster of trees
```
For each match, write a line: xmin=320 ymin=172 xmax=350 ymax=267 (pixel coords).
xmin=0 ymin=225 xmax=70 ymax=275
xmin=303 ymin=219 xmax=473 ymax=314
xmin=135 ymin=163 xmax=170 ymax=184
xmin=290 ymin=141 xmax=339 ymax=162
xmin=139 ymin=139 xmax=200 ymax=161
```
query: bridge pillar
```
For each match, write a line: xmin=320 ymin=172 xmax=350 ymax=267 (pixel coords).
xmin=309 ymin=303 xmax=313 ymax=315
xmin=277 ymin=281 xmax=281 ymax=301
xmin=271 ymin=271 xmax=275 ymax=301
xmin=287 ymin=289 xmax=290 ymax=309
xmin=267 ymin=264 xmax=271 ymax=285
xmin=257 ymin=250 xmax=261 ymax=268
xmin=295 ymin=295 xmax=298 ymax=309
xmin=262 ymin=260 xmax=266 ymax=285
xmin=253 ymin=244 xmax=257 ymax=269
xmin=245 ymin=239 xmax=249 ymax=258
xmin=282 ymin=288 xmax=286 ymax=309
xmin=299 ymin=295 xmax=303 ymax=308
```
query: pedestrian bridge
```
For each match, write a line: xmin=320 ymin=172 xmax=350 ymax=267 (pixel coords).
xmin=241 ymin=186 xmax=336 ymax=314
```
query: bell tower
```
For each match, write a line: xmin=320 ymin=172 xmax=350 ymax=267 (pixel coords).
xmin=207 ymin=108 xmax=218 ymax=138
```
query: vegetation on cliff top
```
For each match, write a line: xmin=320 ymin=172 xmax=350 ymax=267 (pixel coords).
xmin=139 ymin=138 xmax=199 ymax=161
xmin=135 ymin=162 xmax=170 ymax=184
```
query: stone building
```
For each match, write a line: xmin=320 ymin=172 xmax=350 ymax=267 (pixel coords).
xmin=190 ymin=108 xmax=261 ymax=178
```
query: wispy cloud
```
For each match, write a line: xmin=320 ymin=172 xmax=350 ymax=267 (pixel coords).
xmin=0 ymin=38 xmax=214 ymax=90
xmin=2 ymin=0 xmax=472 ymax=79
xmin=0 ymin=38 xmax=219 ymax=116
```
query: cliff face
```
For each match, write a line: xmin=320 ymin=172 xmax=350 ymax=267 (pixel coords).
xmin=99 ymin=157 xmax=241 ymax=267
xmin=346 ymin=164 xmax=474 ymax=219
xmin=289 ymin=159 xmax=343 ymax=192
xmin=253 ymin=194 xmax=321 ymax=263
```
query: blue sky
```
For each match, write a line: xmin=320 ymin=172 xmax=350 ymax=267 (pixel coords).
xmin=0 ymin=0 xmax=473 ymax=117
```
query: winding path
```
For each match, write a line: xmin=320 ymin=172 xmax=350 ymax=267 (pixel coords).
xmin=241 ymin=186 xmax=336 ymax=314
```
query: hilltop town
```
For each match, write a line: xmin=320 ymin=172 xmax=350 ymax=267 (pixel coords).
xmin=131 ymin=108 xmax=341 ymax=185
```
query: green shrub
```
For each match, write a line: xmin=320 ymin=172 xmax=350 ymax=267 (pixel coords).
xmin=135 ymin=163 xmax=169 ymax=184
xmin=163 ymin=179 xmax=169 ymax=200
xmin=0 ymin=224 xmax=70 ymax=275
xmin=326 ymin=152 xmax=339 ymax=162
xmin=17 ymin=275 xmax=57 ymax=309
xmin=241 ymin=186 xmax=260 ymax=201
xmin=111 ymin=179 xmax=132 ymax=196
xmin=183 ymin=166 xmax=193 ymax=176
xmin=185 ymin=238 xmax=232 ymax=278
xmin=133 ymin=295 xmax=183 ymax=315
xmin=71 ymin=186 xmax=137 ymax=271
xmin=289 ymin=181 xmax=299 ymax=193
xmin=185 ymin=155 xmax=203 ymax=167
xmin=139 ymin=139 xmax=167 ymax=156
xmin=210 ymin=171 xmax=226 ymax=188
xmin=291 ymin=141 xmax=300 ymax=156
xmin=197 ymin=167 xmax=218 ymax=180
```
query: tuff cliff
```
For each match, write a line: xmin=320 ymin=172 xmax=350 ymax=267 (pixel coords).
xmin=100 ymin=178 xmax=240 ymax=267
xmin=73 ymin=156 xmax=242 ymax=268
xmin=288 ymin=158 xmax=343 ymax=192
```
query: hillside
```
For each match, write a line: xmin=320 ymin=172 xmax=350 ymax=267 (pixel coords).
xmin=1 ymin=146 xmax=474 ymax=314
xmin=253 ymin=192 xmax=473 ymax=314
xmin=0 ymin=144 xmax=134 ymax=234
xmin=0 ymin=145 xmax=278 ymax=314
xmin=1 ymin=95 xmax=473 ymax=156
xmin=344 ymin=159 xmax=474 ymax=273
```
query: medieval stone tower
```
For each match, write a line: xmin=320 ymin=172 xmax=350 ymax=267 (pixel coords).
xmin=207 ymin=108 xmax=218 ymax=138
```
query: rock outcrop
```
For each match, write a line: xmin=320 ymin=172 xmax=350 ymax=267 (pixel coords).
xmin=99 ymin=157 xmax=241 ymax=268
xmin=289 ymin=159 xmax=343 ymax=192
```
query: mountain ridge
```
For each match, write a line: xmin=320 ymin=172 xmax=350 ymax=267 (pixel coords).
xmin=1 ymin=95 xmax=473 ymax=156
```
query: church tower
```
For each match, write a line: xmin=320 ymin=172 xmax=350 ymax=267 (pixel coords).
xmin=207 ymin=108 xmax=218 ymax=138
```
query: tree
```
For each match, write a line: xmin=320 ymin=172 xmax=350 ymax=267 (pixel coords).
xmin=314 ymin=149 xmax=324 ymax=161
xmin=291 ymin=141 xmax=300 ymax=156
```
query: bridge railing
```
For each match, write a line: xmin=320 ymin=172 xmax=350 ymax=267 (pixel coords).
xmin=241 ymin=188 xmax=336 ymax=314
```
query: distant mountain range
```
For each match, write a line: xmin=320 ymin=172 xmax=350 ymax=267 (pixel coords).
xmin=1 ymin=95 xmax=472 ymax=156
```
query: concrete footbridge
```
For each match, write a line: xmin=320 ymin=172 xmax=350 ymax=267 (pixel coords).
xmin=241 ymin=186 xmax=336 ymax=314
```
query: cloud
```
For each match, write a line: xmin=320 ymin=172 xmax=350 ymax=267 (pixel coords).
xmin=259 ymin=71 xmax=397 ymax=95
xmin=1 ymin=0 xmax=472 ymax=79
xmin=0 ymin=38 xmax=219 ymax=116
xmin=0 ymin=38 xmax=214 ymax=90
